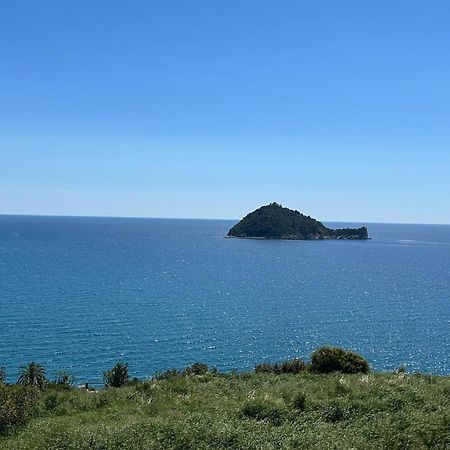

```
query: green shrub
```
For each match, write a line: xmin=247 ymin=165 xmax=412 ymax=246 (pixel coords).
xmin=43 ymin=392 xmax=60 ymax=411
xmin=154 ymin=363 xmax=216 ymax=380
xmin=126 ymin=377 xmax=142 ymax=387
xmin=0 ymin=385 xmax=40 ymax=433
xmin=279 ymin=358 xmax=306 ymax=374
xmin=255 ymin=358 xmax=306 ymax=374
xmin=291 ymin=392 xmax=306 ymax=411
xmin=322 ymin=400 xmax=345 ymax=422
xmin=184 ymin=362 xmax=209 ymax=376
xmin=104 ymin=362 xmax=129 ymax=387
xmin=255 ymin=362 xmax=274 ymax=373
xmin=240 ymin=398 xmax=287 ymax=425
xmin=54 ymin=371 xmax=74 ymax=386
xmin=166 ymin=377 xmax=189 ymax=395
xmin=154 ymin=368 xmax=182 ymax=380
xmin=0 ymin=366 xmax=5 ymax=384
xmin=310 ymin=346 xmax=369 ymax=374
xmin=96 ymin=389 xmax=116 ymax=408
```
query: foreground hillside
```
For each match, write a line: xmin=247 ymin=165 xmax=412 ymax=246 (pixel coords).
xmin=1 ymin=370 xmax=449 ymax=449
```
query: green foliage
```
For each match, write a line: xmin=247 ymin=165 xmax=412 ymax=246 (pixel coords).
xmin=0 ymin=384 xmax=40 ymax=433
xmin=0 ymin=366 xmax=5 ymax=384
xmin=328 ymin=226 xmax=369 ymax=239
xmin=280 ymin=358 xmax=306 ymax=374
xmin=228 ymin=202 xmax=368 ymax=239
xmin=154 ymin=363 xmax=218 ymax=380
xmin=54 ymin=371 xmax=74 ymax=386
xmin=291 ymin=391 xmax=306 ymax=411
xmin=240 ymin=398 xmax=287 ymax=425
xmin=310 ymin=346 xmax=370 ymax=374
xmin=104 ymin=362 xmax=129 ymax=388
xmin=254 ymin=362 xmax=273 ymax=373
xmin=43 ymin=391 xmax=60 ymax=411
xmin=255 ymin=358 xmax=306 ymax=374
xmin=1 ymin=371 xmax=449 ymax=449
xmin=184 ymin=362 xmax=209 ymax=376
xmin=322 ymin=400 xmax=345 ymax=422
xmin=334 ymin=378 xmax=351 ymax=396
xmin=154 ymin=368 xmax=182 ymax=380
xmin=17 ymin=362 xmax=47 ymax=388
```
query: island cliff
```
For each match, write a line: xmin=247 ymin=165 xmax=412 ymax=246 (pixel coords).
xmin=227 ymin=203 xmax=368 ymax=240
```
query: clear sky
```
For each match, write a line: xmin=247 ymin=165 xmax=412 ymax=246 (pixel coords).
xmin=1 ymin=1 xmax=449 ymax=223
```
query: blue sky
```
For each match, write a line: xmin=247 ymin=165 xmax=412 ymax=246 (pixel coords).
xmin=1 ymin=1 xmax=449 ymax=223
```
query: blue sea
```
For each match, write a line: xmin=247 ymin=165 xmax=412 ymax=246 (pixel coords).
xmin=0 ymin=215 xmax=449 ymax=384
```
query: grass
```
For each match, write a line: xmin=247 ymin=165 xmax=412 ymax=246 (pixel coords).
xmin=1 ymin=371 xmax=449 ymax=449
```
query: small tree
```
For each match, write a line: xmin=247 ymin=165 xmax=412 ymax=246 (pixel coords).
xmin=17 ymin=362 xmax=47 ymax=388
xmin=0 ymin=366 xmax=5 ymax=384
xmin=104 ymin=362 xmax=129 ymax=387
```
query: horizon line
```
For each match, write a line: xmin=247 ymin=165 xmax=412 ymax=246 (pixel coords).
xmin=0 ymin=212 xmax=449 ymax=226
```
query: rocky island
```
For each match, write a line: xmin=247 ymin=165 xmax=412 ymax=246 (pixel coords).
xmin=227 ymin=203 xmax=368 ymax=240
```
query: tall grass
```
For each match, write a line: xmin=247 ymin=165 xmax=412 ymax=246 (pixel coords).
xmin=1 ymin=371 xmax=449 ymax=449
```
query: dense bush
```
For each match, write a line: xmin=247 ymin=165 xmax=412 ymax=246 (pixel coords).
xmin=240 ymin=398 xmax=287 ymax=425
xmin=154 ymin=363 xmax=218 ymax=380
xmin=279 ymin=358 xmax=306 ymax=374
xmin=154 ymin=368 xmax=182 ymax=380
xmin=291 ymin=391 xmax=306 ymax=411
xmin=104 ymin=362 xmax=129 ymax=387
xmin=0 ymin=385 xmax=40 ymax=433
xmin=322 ymin=400 xmax=345 ymax=422
xmin=255 ymin=358 xmax=306 ymax=374
xmin=184 ymin=362 xmax=209 ymax=376
xmin=42 ymin=391 xmax=61 ymax=412
xmin=310 ymin=346 xmax=369 ymax=374
xmin=0 ymin=366 xmax=5 ymax=384
xmin=254 ymin=362 xmax=273 ymax=373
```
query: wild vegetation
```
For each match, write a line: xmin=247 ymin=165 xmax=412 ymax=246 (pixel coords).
xmin=0 ymin=346 xmax=449 ymax=449
xmin=310 ymin=346 xmax=370 ymax=374
xmin=227 ymin=202 xmax=368 ymax=239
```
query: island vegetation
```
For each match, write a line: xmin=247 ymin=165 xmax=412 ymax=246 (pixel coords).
xmin=1 ymin=346 xmax=449 ymax=449
xmin=227 ymin=203 xmax=369 ymax=240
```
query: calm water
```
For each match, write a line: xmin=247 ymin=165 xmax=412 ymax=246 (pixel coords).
xmin=0 ymin=215 xmax=449 ymax=383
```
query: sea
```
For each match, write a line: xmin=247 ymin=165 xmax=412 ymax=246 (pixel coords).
xmin=0 ymin=215 xmax=449 ymax=384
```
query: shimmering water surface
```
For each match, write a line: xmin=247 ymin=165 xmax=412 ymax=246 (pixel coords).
xmin=0 ymin=215 xmax=449 ymax=383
